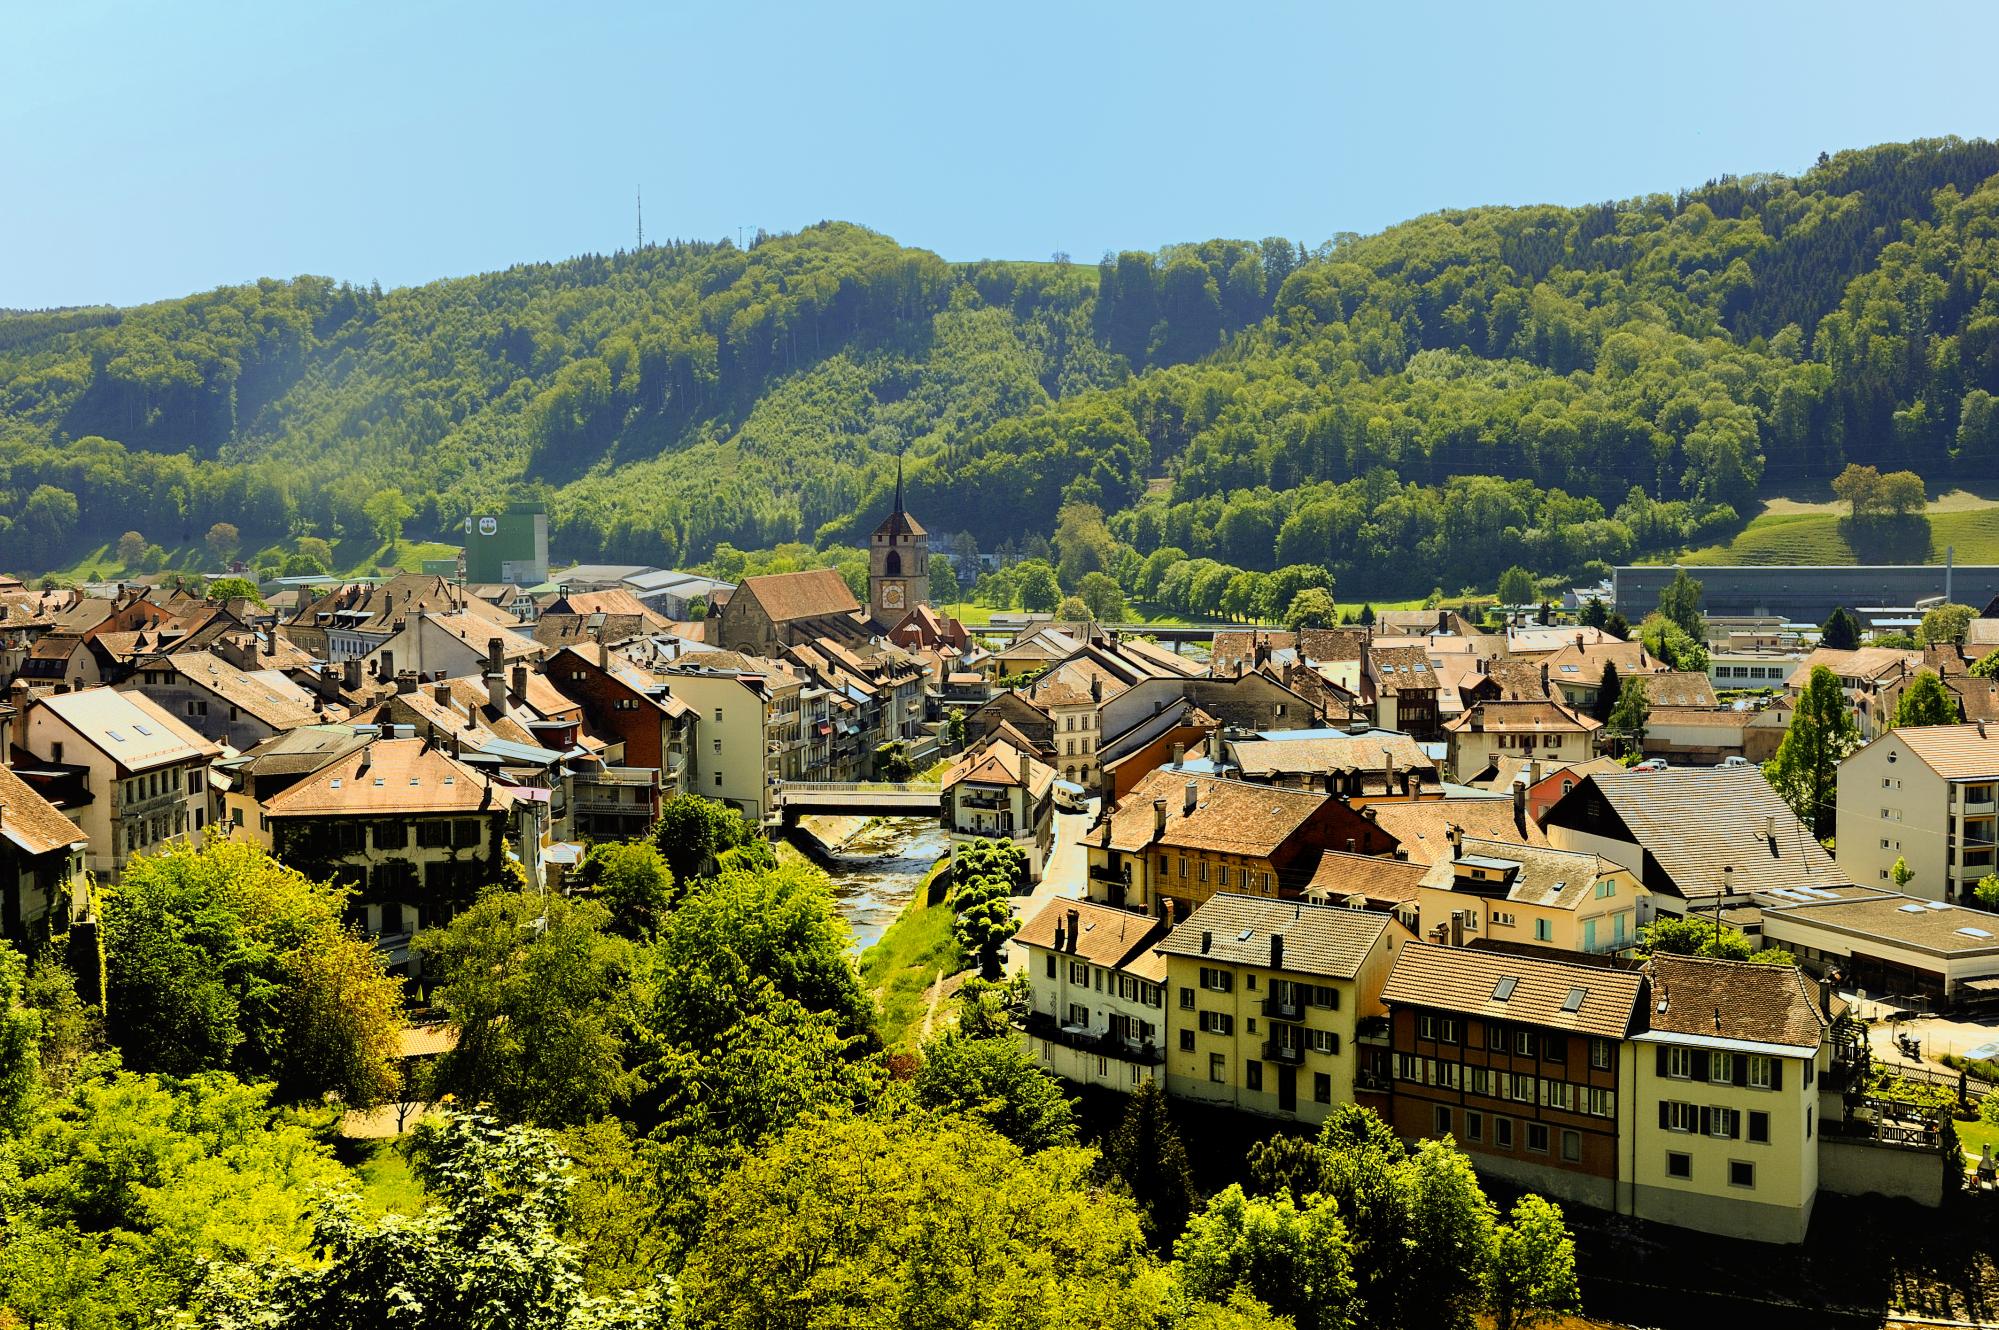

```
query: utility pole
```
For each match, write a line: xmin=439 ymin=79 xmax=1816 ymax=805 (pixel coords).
xmin=636 ymin=186 xmax=644 ymax=250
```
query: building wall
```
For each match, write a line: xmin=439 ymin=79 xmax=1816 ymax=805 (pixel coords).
xmin=666 ymin=673 xmax=776 ymax=822
xmin=272 ymin=812 xmax=506 ymax=940
xmin=1021 ymin=940 xmax=1165 ymax=1093
xmin=946 ymin=778 xmax=1051 ymax=883
xmin=1838 ymin=734 xmax=1993 ymax=902
xmin=23 ymin=710 xmax=206 ymax=879
xmin=1615 ymin=564 xmax=1999 ymax=622
xmin=1818 ymin=1136 xmax=1947 ymax=1206
xmin=1415 ymin=874 xmax=1640 ymax=955
xmin=1627 ymin=1038 xmax=1822 ymax=1244
xmin=1449 ymin=728 xmax=1593 ymax=783
xmin=116 ymin=674 xmax=285 ymax=753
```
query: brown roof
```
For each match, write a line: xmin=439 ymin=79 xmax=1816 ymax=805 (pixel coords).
xmin=1303 ymin=850 xmax=1427 ymax=907
xmin=940 ymin=738 xmax=1056 ymax=800
xmin=1425 ymin=836 xmax=1620 ymax=911
xmin=1369 ymin=645 xmax=1438 ymax=693
xmin=1367 ymin=796 xmax=1548 ymax=866
xmin=1645 ymin=706 xmax=1751 ymax=730
xmin=1785 ymin=646 xmax=1919 ymax=688
xmin=261 ymin=738 xmax=511 ymax=817
xmin=1644 ymin=953 xmax=1826 ymax=1050
xmin=1094 ymin=767 xmax=1330 ymax=858
xmin=533 ymin=613 xmax=651 ymax=650
xmin=161 ymin=651 xmax=324 ymax=729
xmin=1382 ymin=941 xmax=1646 ymax=1039
xmin=1230 ymin=733 xmax=1435 ymax=780
xmin=1157 ymin=893 xmax=1395 ymax=979
xmin=1299 ymin=627 xmax=1370 ymax=664
xmin=736 ymin=568 xmax=860 ymax=625
xmin=1640 ymin=672 xmax=1720 ymax=708
xmin=1211 ymin=630 xmax=1297 ymax=675
xmin=1890 ymin=723 xmax=1999 ymax=780
xmin=0 ymin=763 xmax=87 ymax=856
xmin=1761 ymin=890 xmax=1999 ymax=955
xmin=1542 ymin=639 xmax=1663 ymax=683
xmin=1445 ymin=698 xmax=1601 ymax=735
xmin=1015 ymin=898 xmax=1167 ymax=969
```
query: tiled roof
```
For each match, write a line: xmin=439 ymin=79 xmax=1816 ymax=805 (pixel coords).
xmin=940 ymin=738 xmax=1056 ymax=799
xmin=1645 ymin=953 xmax=1826 ymax=1050
xmin=1230 ymin=732 xmax=1434 ymax=779
xmin=1785 ymin=646 xmax=1920 ymax=688
xmin=1565 ymin=767 xmax=1842 ymax=899
xmin=35 ymin=689 xmax=219 ymax=772
xmin=1425 ymin=836 xmax=1618 ymax=910
xmin=1541 ymin=639 xmax=1662 ymax=681
xmin=227 ymin=725 xmax=373 ymax=777
xmin=1298 ymin=627 xmax=1371 ymax=664
xmin=1016 ymin=898 xmax=1166 ymax=968
xmin=1094 ymin=767 xmax=1328 ymax=857
xmin=1445 ymin=699 xmax=1601 ymax=734
xmin=1157 ymin=893 xmax=1394 ymax=979
xmin=1303 ymin=850 xmax=1427 ymax=906
xmin=1646 ymin=706 xmax=1751 ymax=730
xmin=1889 ymin=723 xmax=1999 ymax=780
xmin=1211 ymin=631 xmax=1297 ymax=675
xmin=1506 ymin=625 xmax=1620 ymax=655
xmin=533 ymin=613 xmax=651 ymax=650
xmin=1369 ymin=646 xmax=1437 ymax=693
xmin=1382 ymin=941 xmax=1646 ymax=1039
xmin=1367 ymin=796 xmax=1547 ymax=866
xmin=162 ymin=651 xmax=324 ymax=729
xmin=1639 ymin=672 xmax=1719 ymax=708
xmin=736 ymin=568 xmax=860 ymax=624
xmin=261 ymin=738 xmax=510 ymax=817
xmin=0 ymin=763 xmax=87 ymax=856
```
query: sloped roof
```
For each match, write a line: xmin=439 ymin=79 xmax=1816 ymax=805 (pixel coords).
xmin=35 ymin=688 xmax=219 ymax=772
xmin=1786 ymin=646 xmax=1920 ymax=688
xmin=1157 ymin=893 xmax=1393 ymax=979
xmin=1298 ymin=627 xmax=1371 ymax=664
xmin=1367 ymin=796 xmax=1547 ymax=866
xmin=940 ymin=737 xmax=1056 ymax=799
xmin=1369 ymin=646 xmax=1437 ymax=693
xmin=261 ymin=738 xmax=511 ymax=817
xmin=1016 ymin=898 xmax=1166 ymax=968
xmin=0 ymin=764 xmax=87 ymax=855
xmin=1426 ymin=836 xmax=1619 ymax=910
xmin=1645 ymin=953 xmax=1827 ymax=1050
xmin=1230 ymin=732 xmax=1435 ymax=779
xmin=1303 ymin=850 xmax=1427 ymax=907
xmin=1382 ymin=941 xmax=1645 ymax=1039
xmin=1093 ymin=767 xmax=1328 ymax=858
xmin=736 ymin=568 xmax=860 ymax=624
xmin=1646 ymin=706 xmax=1752 ymax=730
xmin=1890 ymin=723 xmax=1999 ymax=780
xmin=162 ymin=651 xmax=324 ymax=730
xmin=227 ymin=725 xmax=373 ymax=778
xmin=1445 ymin=698 xmax=1601 ymax=735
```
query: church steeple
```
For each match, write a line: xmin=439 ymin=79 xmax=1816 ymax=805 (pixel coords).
xmin=869 ymin=450 xmax=928 ymax=623
xmin=893 ymin=452 xmax=905 ymax=517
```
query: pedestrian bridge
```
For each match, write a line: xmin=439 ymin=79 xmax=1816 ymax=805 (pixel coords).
xmin=778 ymin=781 xmax=942 ymax=818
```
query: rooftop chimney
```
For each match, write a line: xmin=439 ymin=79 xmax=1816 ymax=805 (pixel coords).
xmin=1763 ymin=813 xmax=1774 ymax=843
xmin=1091 ymin=676 xmax=1103 ymax=703
xmin=434 ymin=680 xmax=451 ymax=707
xmin=1270 ymin=933 xmax=1284 ymax=969
xmin=1066 ymin=908 xmax=1080 ymax=951
xmin=1512 ymin=779 xmax=1527 ymax=836
xmin=1170 ymin=742 xmax=1184 ymax=769
xmin=486 ymin=637 xmax=504 ymax=674
xmin=1184 ymin=779 xmax=1199 ymax=815
xmin=343 ymin=658 xmax=362 ymax=692
xmin=1019 ymin=750 xmax=1032 ymax=787
xmin=1153 ymin=797 xmax=1168 ymax=838
xmin=510 ymin=663 xmax=528 ymax=706
xmin=1448 ymin=822 xmax=1463 ymax=855
xmin=1540 ymin=662 xmax=1550 ymax=693
xmin=1529 ymin=758 xmax=1542 ymax=787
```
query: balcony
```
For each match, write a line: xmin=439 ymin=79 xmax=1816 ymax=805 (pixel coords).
xmin=1261 ymin=1040 xmax=1306 ymax=1066
xmin=1020 ymin=1011 xmax=1163 ymax=1066
xmin=1355 ymin=1069 xmax=1391 ymax=1094
xmin=1088 ymin=863 xmax=1131 ymax=884
xmin=1261 ymin=995 xmax=1305 ymax=1023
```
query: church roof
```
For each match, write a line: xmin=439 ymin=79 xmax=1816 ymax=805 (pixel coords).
xmin=873 ymin=457 xmax=926 ymax=539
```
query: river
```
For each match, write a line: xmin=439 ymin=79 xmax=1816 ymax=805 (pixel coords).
xmin=789 ymin=815 xmax=952 ymax=952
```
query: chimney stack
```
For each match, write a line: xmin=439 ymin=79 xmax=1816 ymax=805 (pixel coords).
xmin=1382 ymin=748 xmax=1395 ymax=796
xmin=1153 ymin=797 xmax=1167 ymax=838
xmin=1200 ymin=929 xmax=1212 ymax=954
xmin=1513 ymin=778 xmax=1527 ymax=836
xmin=1529 ymin=758 xmax=1542 ymax=787
xmin=434 ymin=680 xmax=451 ymax=707
xmin=510 ymin=663 xmax=528 ymax=706
xmin=1019 ymin=750 xmax=1032 ymax=788
xmin=1448 ymin=822 xmax=1463 ymax=855
xmin=486 ymin=637 xmax=504 ymax=675
xmin=1450 ymin=911 xmax=1465 ymax=948
xmin=343 ymin=657 xmax=362 ymax=692
xmin=1184 ymin=780 xmax=1199 ymax=815
xmin=396 ymin=671 xmax=417 ymax=696
xmin=1091 ymin=676 xmax=1103 ymax=703
xmin=1540 ymin=662 xmax=1550 ymax=693
xmin=1170 ymin=742 xmax=1184 ymax=769
xmin=1066 ymin=908 xmax=1080 ymax=951
xmin=1270 ymin=933 xmax=1284 ymax=969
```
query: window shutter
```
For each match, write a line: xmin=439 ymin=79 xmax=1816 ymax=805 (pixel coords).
xmin=1656 ymin=1047 xmax=1669 ymax=1077
xmin=1691 ymin=1051 xmax=1709 ymax=1082
xmin=1770 ymin=1060 xmax=1784 ymax=1091
xmin=1733 ymin=1058 xmax=1748 ymax=1088
xmin=1699 ymin=1107 xmax=1712 ymax=1136
xmin=1730 ymin=1111 xmax=1741 ymax=1140
xmin=1659 ymin=1101 xmax=1670 ymax=1129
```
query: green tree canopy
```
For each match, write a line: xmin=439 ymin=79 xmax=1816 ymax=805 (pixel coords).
xmin=1820 ymin=606 xmax=1861 ymax=651
xmin=913 ymin=1032 xmax=1077 ymax=1152
xmin=1919 ymin=602 xmax=1976 ymax=646
xmin=1767 ymin=664 xmax=1860 ymax=839
xmin=1893 ymin=670 xmax=1960 ymax=727
xmin=1175 ymin=1185 xmax=1356 ymax=1330
xmin=1497 ymin=566 xmax=1536 ymax=606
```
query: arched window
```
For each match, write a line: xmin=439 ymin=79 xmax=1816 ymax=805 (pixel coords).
xmin=884 ymin=550 xmax=901 ymax=576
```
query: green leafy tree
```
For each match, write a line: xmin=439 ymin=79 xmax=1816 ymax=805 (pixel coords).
xmin=1970 ymin=650 xmax=1999 ymax=679
xmin=928 ymin=552 xmax=960 ymax=606
xmin=1497 ymin=566 xmax=1536 ymax=606
xmin=0 ymin=946 xmax=39 ymax=1133
xmin=1641 ymin=915 xmax=1794 ymax=964
xmin=1657 ymin=568 xmax=1707 ymax=641
xmin=1892 ymin=856 xmax=1915 ymax=891
xmin=1078 ymin=570 xmax=1127 ymax=621
xmin=678 ymin=1112 xmax=1151 ymax=1329
xmin=117 ymin=529 xmax=148 ymax=566
xmin=914 ymin=1032 xmax=1076 ymax=1151
xmin=951 ymin=871 xmax=1018 ymax=980
xmin=1893 ymin=670 xmax=1959 ymax=727
xmin=1175 ymin=1184 xmax=1356 ymax=1330
xmin=206 ymin=574 xmax=266 ymax=605
xmin=1580 ymin=598 xmax=1609 ymax=629
xmin=205 ymin=521 xmax=240 ymax=561
xmin=1485 ymin=1195 xmax=1582 ymax=1330
xmin=1603 ymin=610 xmax=1630 ymax=641
xmin=194 ymin=1108 xmax=676 ymax=1330
xmin=875 ymin=739 xmax=916 ymax=781
xmin=416 ymin=889 xmax=640 ymax=1126
xmin=943 ymin=708 xmax=968 ymax=750
xmin=1016 ymin=559 xmax=1061 ymax=613
xmin=1058 ymin=593 xmax=1092 ymax=621
xmin=1607 ymin=676 xmax=1650 ymax=755
xmin=295 ymin=535 xmax=335 ymax=568
xmin=581 ymin=840 xmax=676 ymax=938
xmin=1919 ymin=602 xmax=1975 ymax=646
xmin=1591 ymin=660 xmax=1621 ymax=725
xmin=650 ymin=793 xmax=747 ymax=884
xmin=140 ymin=541 xmax=169 ymax=571
xmin=1973 ymin=873 xmax=1999 ymax=910
xmin=1767 ymin=664 xmax=1860 ymax=839
xmin=362 ymin=486 xmax=415 ymax=550
xmin=1640 ymin=611 xmax=1708 ymax=673
xmin=1285 ymin=587 xmax=1339 ymax=632
xmin=103 ymin=840 xmax=403 ymax=1106
xmin=1820 ymin=606 xmax=1861 ymax=651
xmin=1102 ymin=1077 xmax=1200 ymax=1247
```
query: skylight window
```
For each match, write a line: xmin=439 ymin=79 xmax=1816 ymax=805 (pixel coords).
xmin=1958 ymin=927 xmax=1994 ymax=939
xmin=1561 ymin=987 xmax=1587 ymax=1012
xmin=1237 ymin=928 xmax=1254 ymax=942
xmin=1491 ymin=977 xmax=1518 ymax=1001
xmin=107 ymin=729 xmax=126 ymax=742
xmin=330 ymin=778 xmax=342 ymax=789
xmin=1899 ymin=903 xmax=1926 ymax=914
xmin=133 ymin=724 xmax=153 ymax=736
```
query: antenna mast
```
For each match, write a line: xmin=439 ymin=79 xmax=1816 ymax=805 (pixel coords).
xmin=636 ymin=186 xmax=644 ymax=250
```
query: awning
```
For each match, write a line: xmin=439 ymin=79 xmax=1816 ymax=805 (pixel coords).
xmin=1959 ymin=977 xmax=1999 ymax=994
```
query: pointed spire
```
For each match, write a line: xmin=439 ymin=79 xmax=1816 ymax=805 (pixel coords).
xmin=893 ymin=452 xmax=905 ymax=516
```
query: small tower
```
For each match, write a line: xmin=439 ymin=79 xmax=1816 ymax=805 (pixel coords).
xmin=869 ymin=456 xmax=929 ymax=623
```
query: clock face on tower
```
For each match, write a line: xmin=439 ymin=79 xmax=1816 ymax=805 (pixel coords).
xmin=881 ymin=581 xmax=906 ymax=611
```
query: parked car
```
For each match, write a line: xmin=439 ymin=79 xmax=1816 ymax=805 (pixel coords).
xmin=1717 ymin=755 xmax=1752 ymax=768
xmin=1632 ymin=758 xmax=1669 ymax=772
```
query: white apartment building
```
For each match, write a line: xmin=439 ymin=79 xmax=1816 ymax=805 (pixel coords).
xmin=1838 ymin=723 xmax=1999 ymax=902
xmin=1016 ymin=899 xmax=1170 ymax=1091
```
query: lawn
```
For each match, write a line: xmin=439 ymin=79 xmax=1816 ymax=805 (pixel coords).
xmin=858 ymin=856 xmax=962 ymax=1048
xmin=46 ymin=534 xmax=462 ymax=584
xmin=1662 ymin=498 xmax=1999 ymax=568
xmin=346 ymin=1137 xmax=428 ymax=1217
xmin=1957 ymin=1112 xmax=1999 ymax=1169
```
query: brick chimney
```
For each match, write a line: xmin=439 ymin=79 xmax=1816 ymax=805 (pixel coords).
xmin=433 ymin=680 xmax=451 ymax=707
xmin=510 ymin=663 xmax=528 ymax=707
xmin=1065 ymin=908 xmax=1080 ymax=951
xmin=1153 ymin=797 xmax=1167 ymax=839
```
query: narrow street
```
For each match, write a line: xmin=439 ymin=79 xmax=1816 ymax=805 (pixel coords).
xmin=1006 ymin=801 xmax=1096 ymax=975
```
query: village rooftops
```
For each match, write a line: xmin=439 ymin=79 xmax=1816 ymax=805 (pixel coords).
xmin=1229 ymin=730 xmax=1435 ymax=780
xmin=940 ymin=737 xmax=1057 ymax=800
xmin=1365 ymin=794 xmax=1548 ymax=866
xmin=259 ymin=737 xmax=512 ymax=818
xmin=1425 ymin=836 xmax=1620 ymax=910
xmin=1754 ymin=885 xmax=1999 ymax=956
xmin=1091 ymin=767 xmax=1331 ymax=858
xmin=0 ymin=763 xmax=87 ymax=856
xmin=157 ymin=650 xmax=325 ymax=730
xmin=732 ymin=567 xmax=861 ymax=625
xmin=1157 ymin=892 xmax=1394 ymax=979
xmin=1881 ymin=722 xmax=1999 ymax=780
xmin=1381 ymin=941 xmax=1646 ymax=1039
xmin=1444 ymin=698 xmax=1601 ymax=735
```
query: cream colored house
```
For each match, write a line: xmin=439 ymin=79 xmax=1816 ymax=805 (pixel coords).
xmin=1415 ymin=835 xmax=1643 ymax=956
xmin=1444 ymin=699 xmax=1600 ymax=781
xmin=940 ymin=736 xmax=1056 ymax=883
xmin=1159 ymin=893 xmax=1411 ymax=1126
xmin=1836 ymin=724 xmax=1999 ymax=903
xmin=1016 ymin=899 xmax=1170 ymax=1091
xmin=1628 ymin=955 xmax=1829 ymax=1244
xmin=16 ymin=688 xmax=220 ymax=880
xmin=656 ymin=651 xmax=805 ymax=824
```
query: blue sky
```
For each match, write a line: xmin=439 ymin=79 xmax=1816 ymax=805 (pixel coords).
xmin=5 ymin=0 xmax=1997 ymax=309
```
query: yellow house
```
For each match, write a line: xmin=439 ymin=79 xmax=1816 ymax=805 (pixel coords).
xmin=1416 ymin=835 xmax=1644 ymax=956
xmin=1626 ymin=954 xmax=1831 ymax=1243
xmin=1158 ymin=893 xmax=1412 ymax=1126
xmin=1444 ymin=698 xmax=1601 ymax=781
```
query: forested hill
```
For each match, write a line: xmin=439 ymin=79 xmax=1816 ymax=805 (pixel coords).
xmin=3 ymin=137 xmax=1999 ymax=593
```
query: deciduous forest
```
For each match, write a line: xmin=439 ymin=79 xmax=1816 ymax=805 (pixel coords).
xmin=3 ymin=138 xmax=1998 ymax=593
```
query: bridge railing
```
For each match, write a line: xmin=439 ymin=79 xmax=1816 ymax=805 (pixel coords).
xmin=781 ymin=781 xmax=941 ymax=795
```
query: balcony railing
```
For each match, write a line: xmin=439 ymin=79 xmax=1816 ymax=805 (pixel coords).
xmin=1261 ymin=1040 xmax=1306 ymax=1066
xmin=1261 ymin=996 xmax=1304 ymax=1023
xmin=1020 ymin=1011 xmax=1163 ymax=1065
xmin=1355 ymin=1069 xmax=1391 ymax=1094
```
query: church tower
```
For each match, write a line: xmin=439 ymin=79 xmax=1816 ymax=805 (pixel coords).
xmin=869 ymin=456 xmax=929 ymax=624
